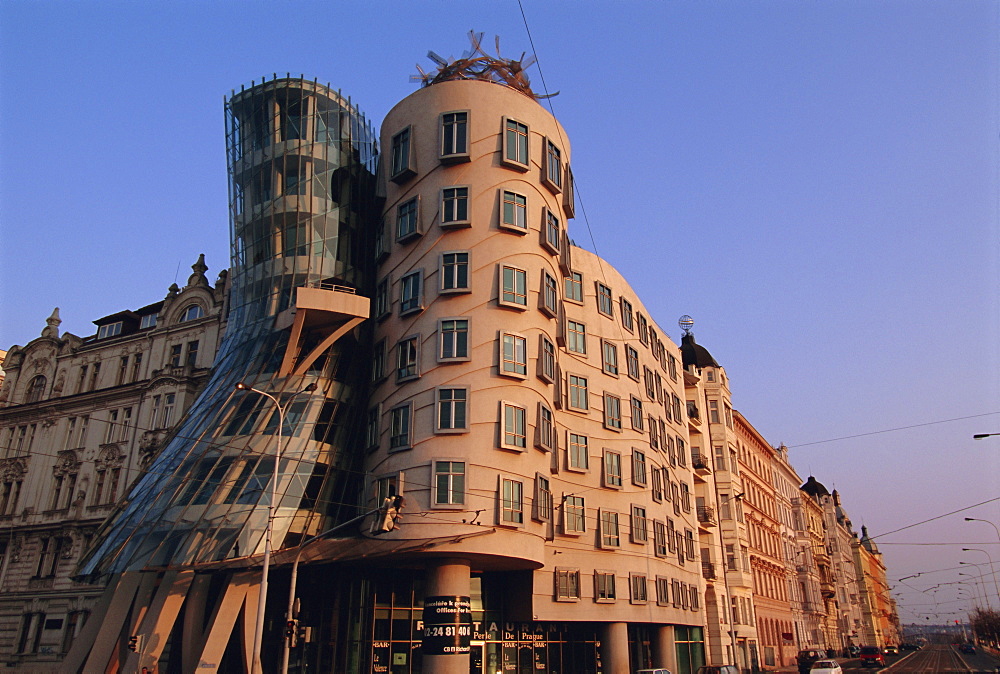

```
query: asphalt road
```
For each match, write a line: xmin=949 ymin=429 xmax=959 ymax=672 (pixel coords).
xmin=831 ymin=644 xmax=1000 ymax=673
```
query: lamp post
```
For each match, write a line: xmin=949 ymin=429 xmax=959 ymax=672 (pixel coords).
xmin=962 ymin=548 xmax=1000 ymax=607
xmin=235 ymin=380 xmax=317 ymax=674
xmin=972 ymin=433 xmax=999 ymax=439
xmin=958 ymin=572 xmax=986 ymax=610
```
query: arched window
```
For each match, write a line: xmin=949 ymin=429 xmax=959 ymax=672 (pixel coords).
xmin=26 ymin=376 xmax=46 ymax=403
xmin=180 ymin=305 xmax=204 ymax=322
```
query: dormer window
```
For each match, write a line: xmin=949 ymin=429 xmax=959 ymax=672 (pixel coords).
xmin=97 ymin=322 xmax=123 ymax=339
xmin=180 ymin=305 xmax=204 ymax=322
xmin=140 ymin=314 xmax=157 ymax=330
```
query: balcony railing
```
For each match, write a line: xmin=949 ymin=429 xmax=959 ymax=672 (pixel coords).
xmin=687 ymin=402 xmax=701 ymax=423
xmin=697 ymin=505 xmax=716 ymax=525
xmin=691 ymin=450 xmax=712 ymax=472
xmin=702 ymin=561 xmax=717 ymax=580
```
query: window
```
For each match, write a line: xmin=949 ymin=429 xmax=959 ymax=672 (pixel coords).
xmin=595 ymin=571 xmax=616 ymax=602
xmin=626 ymin=345 xmax=640 ymax=380
xmin=390 ymin=126 xmax=415 ymax=181
xmin=434 ymin=461 xmax=465 ymax=505
xmin=503 ymin=118 xmax=529 ymax=168
xmin=681 ymin=482 xmax=692 ymax=512
xmin=568 ymin=375 xmax=588 ymax=411
xmin=500 ymin=402 xmax=527 ymax=450
xmin=500 ymin=190 xmax=527 ymax=231
xmin=651 ymin=466 xmax=663 ymax=502
xmin=539 ymin=336 xmax=557 ymax=383
xmin=396 ymin=197 xmax=420 ymax=242
xmin=565 ymin=271 xmax=583 ymax=302
xmin=567 ymin=320 xmax=587 ymax=354
xmin=597 ymin=283 xmax=614 ymax=317
xmin=630 ymin=574 xmax=648 ymax=604
xmin=667 ymin=353 xmax=678 ymax=380
xmin=637 ymin=313 xmax=648 ymax=345
xmin=603 ymin=449 xmax=623 ymax=488
xmin=374 ymin=278 xmax=390 ymax=318
xmin=372 ymin=339 xmax=386 ymax=381
xmin=685 ymin=529 xmax=696 ymax=559
xmin=441 ymin=186 xmax=470 ymax=227
xmin=97 ymin=322 xmax=122 ymax=339
xmin=26 ymin=376 xmax=46 ymax=403
xmin=437 ymin=388 xmax=468 ymax=432
xmin=630 ymin=396 xmax=644 ymax=431
xmin=656 ymin=577 xmax=671 ymax=606
xmin=440 ymin=111 xmax=469 ymax=160
xmin=169 ymin=344 xmax=183 ymax=367
xmin=540 ymin=272 xmax=559 ymax=317
xmin=543 ymin=139 xmax=563 ymax=192
xmin=555 ymin=568 xmax=580 ymax=601
xmin=374 ymin=220 xmax=388 ymax=261
xmin=400 ymin=270 xmax=423 ymax=315
xmin=283 ymin=163 xmax=305 ymax=195
xmin=714 ymin=445 xmax=728 ymax=472
xmin=631 ymin=449 xmax=648 ymax=486
xmin=440 ymin=251 xmax=470 ymax=292
xmin=676 ymin=436 xmax=686 ymax=467
xmin=396 ymin=336 xmax=419 ymax=381
xmin=129 ymin=353 xmax=143 ymax=382
xmin=186 ymin=341 xmax=199 ymax=367
xmin=620 ymin=298 xmax=634 ymax=331
xmin=599 ymin=509 xmax=620 ymax=548
xmin=180 ymin=304 xmax=204 ymax=322
xmin=631 ymin=505 xmax=648 ymax=543
xmin=563 ymin=495 xmax=585 ymax=533
xmin=536 ymin=403 xmax=555 ymax=451
xmin=389 ymin=404 xmax=412 ymax=450
xmin=644 ymin=367 xmax=655 ymax=399
xmin=439 ymin=319 xmax=469 ymax=361
xmin=534 ymin=474 xmax=553 ymax=521
xmin=653 ymin=521 xmax=668 ymax=557
xmin=542 ymin=209 xmax=561 ymax=254
xmin=709 ymin=400 xmax=720 ymax=424
xmin=725 ymin=403 xmax=734 ymax=428
xmin=603 ymin=393 xmax=622 ymax=431
xmin=139 ymin=313 xmax=157 ymax=329
xmin=500 ymin=477 xmax=524 ymax=524
xmin=499 ymin=265 xmax=527 ymax=308
xmin=602 ymin=341 xmax=618 ymax=375
xmin=500 ymin=332 xmax=527 ymax=377
xmin=365 ymin=406 xmax=381 ymax=449
xmin=649 ymin=415 xmax=659 ymax=450
xmin=160 ymin=396 xmax=174 ymax=428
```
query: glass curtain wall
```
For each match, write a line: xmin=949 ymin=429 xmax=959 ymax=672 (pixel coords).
xmin=78 ymin=78 xmax=378 ymax=576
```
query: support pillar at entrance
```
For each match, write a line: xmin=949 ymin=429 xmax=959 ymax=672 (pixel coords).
xmin=655 ymin=624 xmax=678 ymax=673
xmin=601 ymin=622 xmax=630 ymax=674
xmin=423 ymin=558 xmax=471 ymax=674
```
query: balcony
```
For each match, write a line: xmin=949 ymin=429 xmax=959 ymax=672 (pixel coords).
xmin=702 ymin=561 xmax=717 ymax=580
xmin=697 ymin=505 xmax=716 ymax=527
xmin=687 ymin=401 xmax=701 ymax=425
xmin=692 ymin=450 xmax=712 ymax=475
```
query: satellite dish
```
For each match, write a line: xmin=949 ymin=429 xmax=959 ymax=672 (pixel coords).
xmin=678 ymin=315 xmax=694 ymax=334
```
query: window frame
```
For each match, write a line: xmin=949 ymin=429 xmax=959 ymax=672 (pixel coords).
xmin=626 ymin=345 xmax=640 ymax=381
xmin=542 ymin=138 xmax=563 ymax=194
xmin=533 ymin=473 xmax=553 ymax=522
xmin=620 ymin=297 xmax=634 ymax=331
xmin=596 ymin=282 xmax=614 ymax=318
xmin=499 ymin=401 xmax=528 ymax=451
xmin=438 ymin=318 xmax=470 ymax=362
xmin=630 ymin=573 xmax=648 ymax=604
xmin=432 ymin=459 xmax=466 ymax=507
xmin=535 ymin=402 xmax=556 ymax=452
xmin=563 ymin=494 xmax=586 ymax=534
xmin=541 ymin=208 xmax=561 ymax=255
xmin=439 ymin=110 xmax=470 ymax=162
xmin=374 ymin=277 xmax=390 ymax=319
xmin=603 ymin=393 xmax=622 ymax=432
xmin=601 ymin=340 xmax=618 ymax=376
xmin=567 ymin=374 xmax=589 ymax=412
xmin=538 ymin=335 xmax=557 ymax=384
xmin=499 ymin=331 xmax=528 ymax=379
xmin=599 ymin=509 xmax=621 ymax=548
xmin=554 ymin=567 xmax=581 ymax=601
xmin=439 ymin=251 xmax=471 ymax=294
xmin=539 ymin=270 xmax=559 ymax=318
xmin=567 ymin=320 xmax=587 ymax=354
xmin=399 ymin=269 xmax=424 ymax=316
xmin=501 ymin=117 xmax=530 ymax=170
xmin=631 ymin=448 xmax=648 ymax=486
xmin=594 ymin=570 xmax=617 ymax=603
xmin=499 ymin=475 xmax=525 ymax=526
xmin=603 ymin=448 xmax=623 ymax=489
xmin=389 ymin=126 xmax=416 ymax=182
xmin=630 ymin=504 xmax=649 ymax=544
xmin=630 ymin=396 xmax=644 ymax=431
xmin=395 ymin=335 xmax=420 ymax=382
xmin=498 ymin=264 xmax=528 ymax=309
xmin=395 ymin=195 xmax=421 ymax=243
xmin=499 ymin=189 xmax=528 ymax=233
xmin=388 ymin=402 xmax=412 ymax=451
xmin=564 ymin=271 xmax=583 ymax=303
xmin=440 ymin=186 xmax=471 ymax=228
xmin=567 ymin=432 xmax=589 ymax=472
xmin=435 ymin=387 xmax=469 ymax=434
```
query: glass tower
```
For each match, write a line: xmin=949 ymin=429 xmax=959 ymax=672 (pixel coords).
xmin=79 ymin=78 xmax=378 ymax=576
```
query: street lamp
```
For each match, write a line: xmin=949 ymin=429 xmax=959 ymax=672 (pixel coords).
xmin=972 ymin=433 xmax=999 ymax=439
xmin=235 ymin=380 xmax=317 ymax=674
xmin=962 ymin=548 xmax=1000 ymax=607
xmin=958 ymin=572 xmax=985 ymax=609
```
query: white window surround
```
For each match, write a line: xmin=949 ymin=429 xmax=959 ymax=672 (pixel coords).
xmin=439 ymin=251 xmax=470 ymax=294
xmin=435 ymin=387 xmax=469 ymax=434
xmin=499 ymin=331 xmax=528 ymax=379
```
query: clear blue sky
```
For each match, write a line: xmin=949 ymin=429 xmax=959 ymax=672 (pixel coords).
xmin=1 ymin=0 xmax=998 ymax=623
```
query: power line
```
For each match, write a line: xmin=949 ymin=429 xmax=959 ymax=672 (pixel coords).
xmin=869 ymin=495 xmax=1000 ymax=540
xmin=788 ymin=412 xmax=1000 ymax=448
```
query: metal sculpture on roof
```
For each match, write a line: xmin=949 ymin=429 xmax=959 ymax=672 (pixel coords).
xmin=413 ymin=31 xmax=556 ymax=99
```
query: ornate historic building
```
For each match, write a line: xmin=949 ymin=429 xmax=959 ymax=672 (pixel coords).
xmin=0 ymin=257 xmax=226 ymax=670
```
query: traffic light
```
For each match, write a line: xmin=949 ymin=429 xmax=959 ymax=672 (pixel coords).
xmin=371 ymin=495 xmax=405 ymax=534
xmin=285 ymin=619 xmax=299 ymax=648
xmin=128 ymin=634 xmax=144 ymax=652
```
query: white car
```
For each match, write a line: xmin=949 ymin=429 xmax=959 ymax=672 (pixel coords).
xmin=810 ymin=661 xmax=843 ymax=674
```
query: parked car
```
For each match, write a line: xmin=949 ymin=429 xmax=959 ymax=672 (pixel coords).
xmin=810 ymin=660 xmax=843 ymax=674
xmin=797 ymin=649 xmax=825 ymax=674
xmin=859 ymin=646 xmax=886 ymax=668
xmin=883 ymin=645 xmax=898 ymax=655
xmin=958 ymin=643 xmax=976 ymax=654
xmin=696 ymin=667 xmax=739 ymax=674
xmin=846 ymin=645 xmax=861 ymax=658
xmin=637 ymin=669 xmax=672 ymax=674
xmin=900 ymin=643 xmax=920 ymax=651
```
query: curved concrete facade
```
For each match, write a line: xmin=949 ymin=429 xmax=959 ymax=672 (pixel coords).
xmin=368 ymin=78 xmax=705 ymax=674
